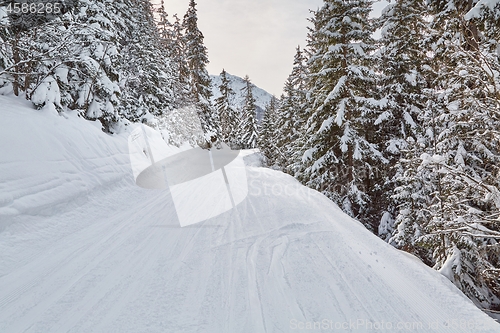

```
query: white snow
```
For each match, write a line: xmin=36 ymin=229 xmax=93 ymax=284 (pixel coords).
xmin=1 ymin=95 xmax=500 ymax=332
xmin=439 ymin=246 xmax=462 ymax=282
xmin=420 ymin=153 xmax=447 ymax=166
xmin=319 ymin=116 xmax=334 ymax=133
xmin=405 ymin=72 xmax=418 ymax=86
xmin=374 ymin=110 xmax=391 ymax=125
xmin=31 ymin=76 xmax=62 ymax=108
xmin=335 ymin=98 xmax=347 ymax=125
xmin=302 ymin=147 xmax=316 ymax=162
xmin=378 ymin=211 xmax=394 ymax=239
xmin=325 ymin=76 xmax=346 ymax=107
xmin=465 ymin=0 xmax=500 ymax=20
xmin=405 ymin=108 xmax=418 ymax=128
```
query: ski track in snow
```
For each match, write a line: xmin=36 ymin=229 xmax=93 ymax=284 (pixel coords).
xmin=1 ymin=96 xmax=500 ymax=332
xmin=2 ymin=168 xmax=499 ymax=332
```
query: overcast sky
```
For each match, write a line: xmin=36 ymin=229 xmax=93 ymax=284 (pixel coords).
xmin=160 ymin=0 xmax=389 ymax=96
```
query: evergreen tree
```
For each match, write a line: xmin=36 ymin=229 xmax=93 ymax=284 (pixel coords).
xmin=259 ymin=0 xmax=500 ymax=312
xmin=288 ymin=47 xmax=312 ymax=178
xmin=154 ymin=6 xmax=190 ymax=110
xmin=276 ymin=47 xmax=307 ymax=173
xmin=275 ymin=46 xmax=309 ymax=171
xmin=182 ymin=0 xmax=219 ymax=145
xmin=376 ymin=0 xmax=432 ymax=242
xmin=289 ymin=45 xmax=309 ymax=137
xmin=275 ymin=80 xmax=296 ymax=167
xmin=214 ymin=69 xmax=238 ymax=146
xmin=168 ymin=14 xmax=191 ymax=108
xmin=5 ymin=3 xmax=123 ymax=130
xmin=259 ymin=96 xmax=279 ymax=165
xmin=385 ymin=0 xmax=500 ymax=310
xmin=415 ymin=0 xmax=500 ymax=309
xmin=299 ymin=0 xmax=385 ymax=230
xmin=239 ymin=75 xmax=258 ymax=149
xmin=156 ymin=0 xmax=172 ymax=43
xmin=118 ymin=0 xmax=175 ymax=122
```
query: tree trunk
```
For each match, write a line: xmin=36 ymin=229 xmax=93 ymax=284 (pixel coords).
xmin=12 ymin=33 xmax=20 ymax=97
xmin=464 ymin=0 xmax=479 ymax=51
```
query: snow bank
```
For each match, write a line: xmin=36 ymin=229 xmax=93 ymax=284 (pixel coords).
xmin=0 ymin=95 xmax=132 ymax=231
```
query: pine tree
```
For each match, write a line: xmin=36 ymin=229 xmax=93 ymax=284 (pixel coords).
xmin=290 ymin=45 xmax=309 ymax=135
xmin=0 ymin=15 xmax=13 ymax=92
xmin=275 ymin=80 xmax=296 ymax=167
xmin=215 ymin=69 xmax=238 ymax=147
xmin=299 ymin=0 xmax=385 ymax=230
xmin=376 ymin=0 xmax=432 ymax=242
xmin=168 ymin=14 xmax=191 ymax=108
xmin=182 ymin=0 xmax=219 ymax=145
xmin=275 ymin=46 xmax=309 ymax=170
xmin=288 ymin=47 xmax=312 ymax=178
xmin=259 ymin=96 xmax=279 ymax=165
xmin=156 ymin=0 xmax=172 ymax=43
xmin=154 ymin=4 xmax=191 ymax=110
xmin=3 ymin=3 xmax=123 ymax=130
xmin=239 ymin=75 xmax=258 ymax=149
xmin=118 ymin=0 xmax=175 ymax=122
xmin=376 ymin=0 xmax=500 ymax=309
xmin=414 ymin=0 xmax=500 ymax=309
xmin=272 ymin=46 xmax=310 ymax=175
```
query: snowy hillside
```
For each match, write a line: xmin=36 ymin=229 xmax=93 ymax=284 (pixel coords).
xmin=211 ymin=72 xmax=274 ymax=121
xmin=1 ymin=95 xmax=500 ymax=332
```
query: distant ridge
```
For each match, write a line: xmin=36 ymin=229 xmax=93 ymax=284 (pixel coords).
xmin=210 ymin=72 xmax=274 ymax=122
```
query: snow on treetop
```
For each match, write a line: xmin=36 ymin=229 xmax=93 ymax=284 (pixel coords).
xmin=465 ymin=0 xmax=500 ymax=20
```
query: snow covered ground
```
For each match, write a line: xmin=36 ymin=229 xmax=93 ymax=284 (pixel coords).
xmin=1 ymin=95 xmax=500 ymax=332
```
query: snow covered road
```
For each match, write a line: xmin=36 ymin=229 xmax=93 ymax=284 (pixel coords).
xmin=1 ymin=97 xmax=500 ymax=332
xmin=1 ymin=166 xmax=500 ymax=332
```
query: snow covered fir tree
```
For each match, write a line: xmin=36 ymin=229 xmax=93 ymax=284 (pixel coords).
xmin=238 ymin=75 xmax=259 ymax=149
xmin=0 ymin=0 xmax=499 ymax=320
xmin=181 ymin=0 xmax=219 ymax=146
xmin=259 ymin=96 xmax=280 ymax=166
xmin=214 ymin=69 xmax=238 ymax=147
xmin=298 ymin=0 xmax=386 ymax=230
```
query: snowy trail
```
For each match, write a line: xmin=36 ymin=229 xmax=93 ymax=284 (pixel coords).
xmin=1 ymin=165 xmax=500 ymax=332
xmin=1 ymin=97 xmax=500 ymax=332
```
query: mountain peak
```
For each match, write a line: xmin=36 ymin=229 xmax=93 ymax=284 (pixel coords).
xmin=210 ymin=72 xmax=274 ymax=122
